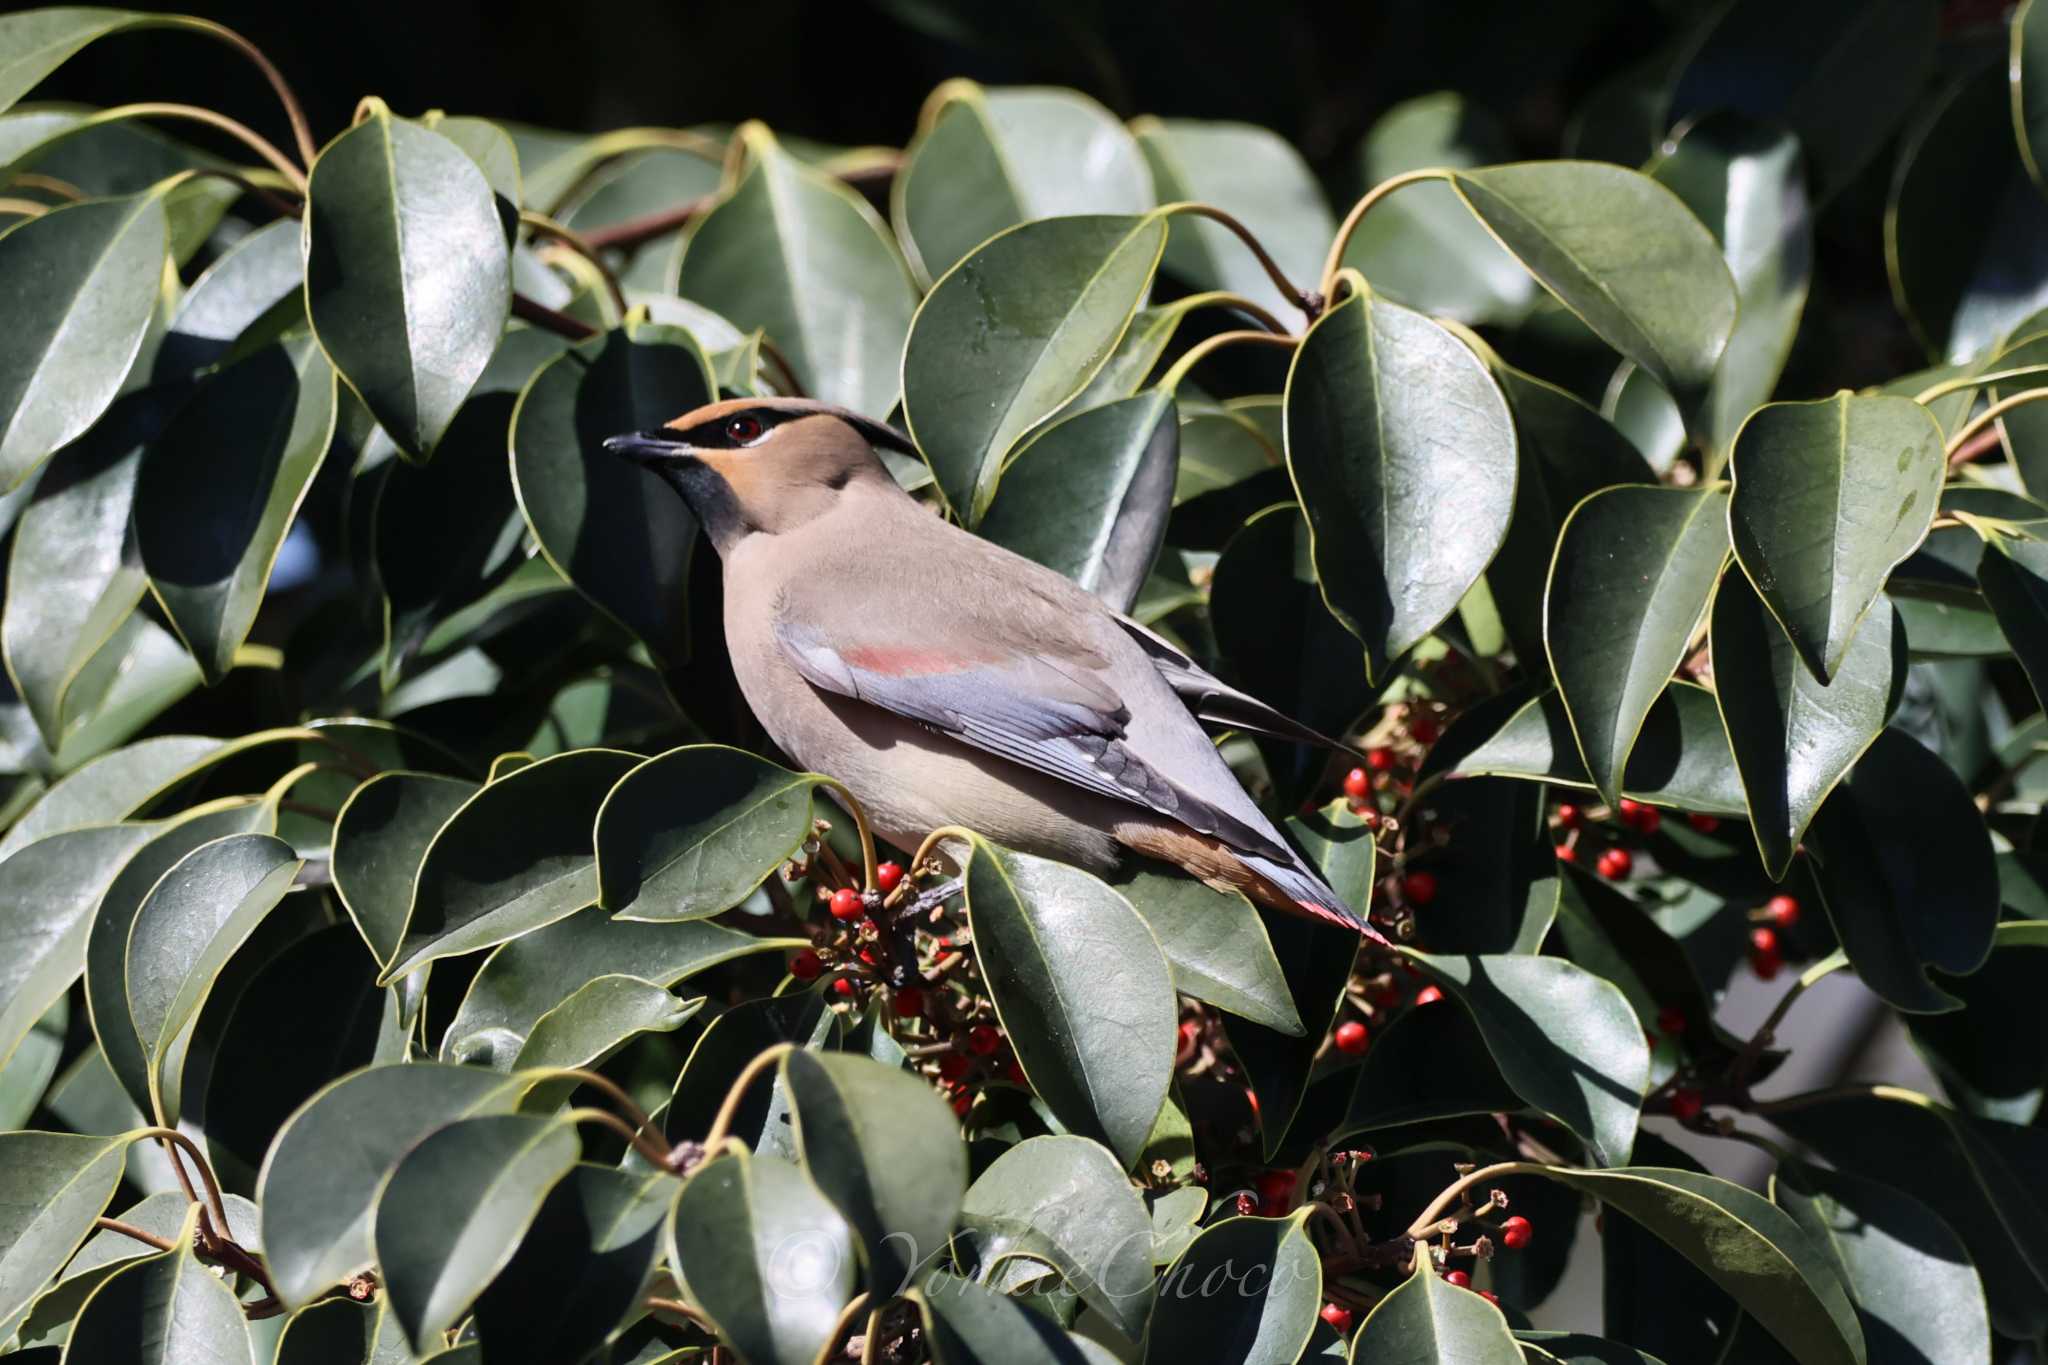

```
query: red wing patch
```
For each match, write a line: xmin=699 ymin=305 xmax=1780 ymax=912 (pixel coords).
xmin=841 ymin=644 xmax=983 ymax=676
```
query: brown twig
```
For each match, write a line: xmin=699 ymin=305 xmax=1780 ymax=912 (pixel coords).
xmin=94 ymin=1217 xmax=176 ymax=1252
xmin=512 ymin=293 xmax=599 ymax=341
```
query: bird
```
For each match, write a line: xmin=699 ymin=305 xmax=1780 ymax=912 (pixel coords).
xmin=603 ymin=396 xmax=1375 ymax=936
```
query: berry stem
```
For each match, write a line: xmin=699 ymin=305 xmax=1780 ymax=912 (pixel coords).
xmin=1726 ymin=948 xmax=1847 ymax=1087
xmin=1405 ymin=1161 xmax=1540 ymax=1239
xmin=810 ymin=777 xmax=880 ymax=891
xmin=1156 ymin=201 xmax=1324 ymax=320
xmin=702 ymin=1043 xmax=796 ymax=1153
xmin=1320 ymin=168 xmax=1453 ymax=298
xmin=1154 ymin=329 xmax=1299 ymax=395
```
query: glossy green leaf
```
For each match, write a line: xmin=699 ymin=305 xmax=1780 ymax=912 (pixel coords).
xmin=0 ymin=823 xmax=155 ymax=1082
xmin=1775 ymin=1163 xmax=1991 ymax=1365
xmin=0 ymin=190 xmax=167 ymax=492
xmin=675 ymin=126 xmax=913 ymax=415
xmin=0 ymin=998 xmax=63 ymax=1130
xmin=63 ymin=1205 xmax=253 ymax=1365
xmin=594 ymin=744 xmax=817 ymax=922
xmin=0 ymin=9 xmax=155 ymax=114
xmin=964 ymin=837 xmax=1177 ymax=1166
xmin=331 ymin=771 xmax=479 ymax=968
xmin=1342 ymin=94 xmax=1535 ymax=327
xmin=1546 ymin=485 xmax=1729 ymax=804
xmin=1711 ymin=570 xmax=1903 ymax=878
xmin=1142 ymin=1214 xmax=1321 ymax=1364
xmin=1351 ymin=1249 xmax=1519 ymax=1364
xmin=959 ymin=1135 xmax=1156 ymax=1342
xmin=918 ymin=1272 xmax=1111 ymax=1365
xmin=0 ymin=1130 xmax=130 ymax=1334
xmin=1284 ymin=285 xmax=1516 ymax=681
xmin=510 ymin=973 xmax=698 ymax=1071
xmin=133 ymin=332 xmax=338 ymax=682
xmin=782 ymin=1048 xmax=967 ymax=1294
xmin=1449 ymin=163 xmax=1737 ymax=401
xmin=903 ymin=213 xmax=1167 ymax=524
xmin=385 ymin=747 xmax=641 ymax=982
xmin=374 ymin=1112 xmax=580 ymax=1351
xmin=508 ymin=320 xmax=709 ymax=667
xmin=978 ymin=390 xmax=1176 ymax=613
xmin=1727 ymin=394 xmax=1943 ymax=685
xmin=669 ymin=1148 xmax=857 ymax=1365
xmin=1404 ymin=949 xmax=1646 ymax=1167
xmin=304 ymin=104 xmax=511 ymax=458
xmin=1107 ymin=860 xmax=1300 ymax=1035
xmin=1807 ymin=728 xmax=1999 ymax=1013
xmin=257 ymin=1062 xmax=526 ymax=1308
xmin=1135 ymin=119 xmax=1329 ymax=320
xmin=153 ymin=216 xmax=302 ymax=378
xmin=1547 ymin=1166 xmax=1863 ymax=1365
xmin=894 ymin=82 xmax=1151 ymax=286
xmin=443 ymin=906 xmax=792 ymax=1069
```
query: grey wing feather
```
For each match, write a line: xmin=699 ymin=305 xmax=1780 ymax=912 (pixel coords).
xmin=1115 ymin=616 xmax=1360 ymax=754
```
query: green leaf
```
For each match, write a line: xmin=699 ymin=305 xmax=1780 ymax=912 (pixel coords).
xmin=1342 ymin=996 xmax=1521 ymax=1135
xmin=509 ymin=974 xmax=699 ymax=1072
xmin=0 ymin=9 xmax=154 ymax=113
xmin=258 ymin=1061 xmax=526 ymax=1309
xmin=1405 ymin=779 xmax=1557 ymax=956
xmin=1142 ymin=1214 xmax=1322 ymax=1364
xmin=1546 ymin=485 xmax=1729 ymax=804
xmin=0 ymin=823 xmax=157 ymax=1077
xmin=0 ymin=1131 xmax=130 ymax=1334
xmin=667 ymin=991 xmax=833 ymax=1159
xmin=903 ymin=213 xmax=1166 ymax=524
xmin=977 ymin=390 xmax=1177 ymax=613
xmin=782 ymin=1048 xmax=967 ymax=1295
xmin=1283 ymin=285 xmax=1517 ymax=682
xmin=1807 ymin=728 xmax=1999 ymax=1013
xmin=331 ymin=770 xmax=480 ymax=968
xmin=508 ymin=321 xmax=710 ymax=667
xmin=917 ymin=1273 xmax=1111 ymax=1365
xmin=1711 ymin=570 xmax=1903 ymax=878
xmin=1351 ymin=1248 xmax=1519 ymax=1363
xmin=0 ymin=190 xmax=168 ymax=491
xmin=1403 ymin=950 xmax=1647 ymax=1167
xmin=958 ymin=1135 xmax=1156 ymax=1342
xmin=2019 ymin=0 xmax=2048 ymax=198
xmin=893 ymin=82 xmax=1151 ymax=286
xmin=669 ymin=1148 xmax=857 ymax=1365
xmin=374 ymin=1112 xmax=580 ymax=1351
xmin=1514 ymin=1333 xmax=1665 ymax=1365
xmin=134 ymin=332 xmax=339 ymax=683
xmin=0 ymin=997 xmax=63 ymax=1130
xmin=594 ymin=745 xmax=818 ymax=923
xmin=1342 ymin=93 xmax=1535 ymax=327
xmin=1549 ymin=863 xmax=1725 ymax=1061
xmin=1973 ymin=530 xmax=2048 ymax=718
xmin=1774 ymin=1163 xmax=1991 ymax=1365
xmin=1727 ymin=394 xmax=1943 ymax=684
xmin=1107 ymin=860 xmax=1300 ymax=1035
xmin=155 ymin=216 xmax=303 ymax=377
xmin=674 ymin=125 xmax=914 ymax=415
xmin=385 ymin=747 xmax=641 ymax=982
xmin=964 ymin=838 xmax=1178 ymax=1167
xmin=63 ymin=1206 xmax=254 ymax=1365
xmin=443 ymin=906 xmax=793 ymax=1070
xmin=272 ymin=1298 xmax=378 ymax=1365
xmin=1134 ymin=119 xmax=1329 ymax=320
xmin=1448 ymin=163 xmax=1737 ymax=401
xmin=1650 ymin=115 xmax=1812 ymax=458
xmin=304 ymin=104 xmax=511 ymax=458
xmin=1908 ymin=917 xmax=2048 ymax=1122
xmin=1546 ymin=1166 xmax=1863 ymax=1365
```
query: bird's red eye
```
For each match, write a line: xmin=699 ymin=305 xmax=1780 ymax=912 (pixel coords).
xmin=725 ymin=415 xmax=764 ymax=443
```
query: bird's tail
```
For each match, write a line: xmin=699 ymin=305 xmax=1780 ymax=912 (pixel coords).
xmin=1237 ymin=849 xmax=1387 ymax=944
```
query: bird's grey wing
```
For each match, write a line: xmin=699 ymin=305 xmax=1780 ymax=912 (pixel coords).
xmin=1114 ymin=615 xmax=1358 ymax=754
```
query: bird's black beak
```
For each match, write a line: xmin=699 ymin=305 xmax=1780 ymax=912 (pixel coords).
xmin=601 ymin=430 xmax=690 ymax=468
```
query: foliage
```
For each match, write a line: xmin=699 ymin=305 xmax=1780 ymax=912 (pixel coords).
xmin=0 ymin=4 xmax=2043 ymax=1362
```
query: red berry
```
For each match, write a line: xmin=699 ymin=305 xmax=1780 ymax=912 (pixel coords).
xmin=1598 ymin=848 xmax=1633 ymax=880
xmin=875 ymin=861 xmax=904 ymax=893
xmin=1410 ymin=713 xmax=1439 ymax=745
xmin=1007 ymin=1061 xmax=1027 ymax=1086
xmin=1343 ymin=767 xmax=1371 ymax=800
xmin=1556 ymin=803 xmax=1583 ymax=831
xmin=938 ymin=1053 xmax=971 ymax=1081
xmin=1366 ymin=747 xmax=1396 ymax=773
xmin=1635 ymin=806 xmax=1662 ymax=834
xmin=1320 ymin=1302 xmax=1353 ymax=1333
xmin=1618 ymin=798 xmax=1644 ymax=820
xmin=1765 ymin=893 xmax=1800 ymax=927
xmin=1444 ymin=1270 xmax=1471 ymax=1288
xmin=1751 ymin=947 xmax=1783 ymax=980
xmin=1478 ymin=1290 xmax=1499 ymax=1306
xmin=1414 ymin=985 xmax=1444 ymax=1006
xmin=893 ymin=985 xmax=925 ymax=1017
xmin=1669 ymin=1088 xmax=1704 ymax=1122
xmin=831 ymin=977 xmax=856 ymax=999
xmin=968 ymin=1025 xmax=1002 ymax=1056
xmin=1688 ymin=813 xmax=1721 ymax=833
xmin=1500 ymin=1215 xmax=1533 ymax=1249
xmin=1233 ymin=1192 xmax=1258 ymax=1216
xmin=829 ymin=888 xmax=863 ymax=920
xmin=1334 ymin=1020 xmax=1370 ymax=1055
xmin=789 ymin=949 xmax=822 ymax=981
xmin=1749 ymin=926 xmax=1779 ymax=955
xmin=952 ymin=1091 xmax=973 ymax=1117
xmin=1555 ymin=843 xmax=1579 ymax=863
xmin=1256 ymin=1169 xmax=1295 ymax=1201
xmin=1656 ymin=1005 xmax=1686 ymax=1036
xmin=1403 ymin=870 xmax=1439 ymax=905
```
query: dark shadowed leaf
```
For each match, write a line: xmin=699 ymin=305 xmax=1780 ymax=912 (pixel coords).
xmin=1974 ymin=530 xmax=2048 ymax=716
xmin=331 ymin=770 xmax=480 ymax=968
xmin=62 ymin=1205 xmax=253 ymax=1364
xmin=1405 ymin=778 xmax=1557 ymax=956
xmin=1142 ymin=1213 xmax=1321 ymax=1364
xmin=918 ymin=1272 xmax=1113 ymax=1365
xmin=1546 ymin=485 xmax=1729 ymax=804
xmin=1549 ymin=863 xmax=1725 ymax=1060
xmin=1342 ymin=996 xmax=1521 ymax=1134
xmin=304 ymin=104 xmax=511 ymax=458
xmin=1107 ymin=860 xmax=1300 ymax=1034
xmin=1908 ymin=919 xmax=2048 ymax=1123
xmin=1284 ymin=285 xmax=1516 ymax=681
xmin=2020 ymin=0 xmax=2048 ymax=196
xmin=665 ymin=990 xmax=834 ymax=1159
xmin=271 ymin=1298 xmax=377 ymax=1365
xmin=964 ymin=838 xmax=1178 ymax=1167
xmin=1351 ymin=1248 xmax=1519 ymax=1363
xmin=0 ymin=1130 xmax=131 ymax=1333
